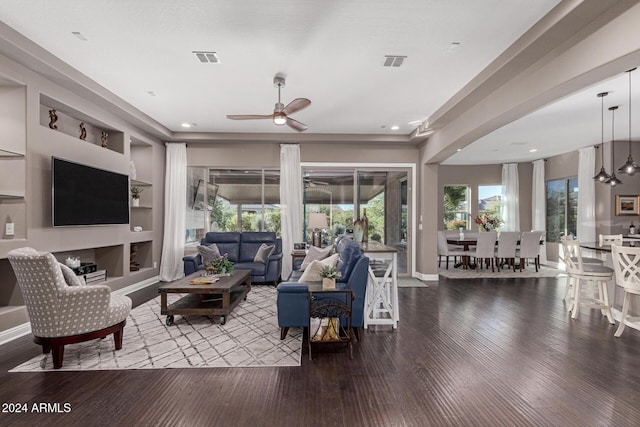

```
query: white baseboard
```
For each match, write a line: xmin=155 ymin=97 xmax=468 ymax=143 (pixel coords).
xmin=415 ymin=272 xmax=439 ymax=281
xmin=0 ymin=276 xmax=160 ymax=346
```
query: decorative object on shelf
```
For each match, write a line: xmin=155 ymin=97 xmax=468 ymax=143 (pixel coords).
xmin=100 ymin=131 xmax=109 ymax=148
xmin=353 ymin=219 xmax=364 ymax=243
xmin=308 ymin=212 xmax=328 ymax=247
xmin=130 ymin=243 xmax=140 ymax=272
xmin=132 ymin=226 xmax=142 ymax=232
xmin=606 ymin=106 xmax=623 ymax=186
xmin=204 ymin=253 xmax=234 ymax=275
xmin=310 ymin=317 xmax=340 ymax=342
xmin=361 ymin=208 xmax=369 ymax=242
xmin=79 ymin=122 xmax=87 ymax=140
xmin=474 ymin=213 xmax=502 ymax=231
xmin=131 ymin=186 xmax=143 ymax=207
xmin=459 ymin=227 xmax=464 ymax=240
xmin=48 ymin=109 xmax=58 ymax=129
xmin=593 ymin=92 xmax=611 ymax=182
xmin=319 ymin=265 xmax=341 ymax=289
xmin=65 ymin=256 xmax=81 ymax=268
xmin=618 ymin=68 xmax=640 ymax=175
xmin=129 ymin=160 xmax=137 ymax=180
xmin=615 ymin=195 xmax=640 ymax=216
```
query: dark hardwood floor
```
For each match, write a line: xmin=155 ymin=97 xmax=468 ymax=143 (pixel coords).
xmin=2 ymin=276 xmax=640 ymax=426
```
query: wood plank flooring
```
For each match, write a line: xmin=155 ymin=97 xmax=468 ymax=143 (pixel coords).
xmin=1 ymin=276 xmax=640 ymax=426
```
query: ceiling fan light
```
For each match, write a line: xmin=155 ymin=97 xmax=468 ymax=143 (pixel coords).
xmin=273 ymin=114 xmax=286 ymax=125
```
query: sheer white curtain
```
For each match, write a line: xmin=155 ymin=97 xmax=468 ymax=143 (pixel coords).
xmin=532 ymin=159 xmax=547 ymax=263
xmin=577 ymin=146 xmax=596 ymax=243
xmin=279 ymin=144 xmax=303 ymax=279
xmin=501 ymin=163 xmax=520 ymax=231
xmin=159 ymin=143 xmax=187 ymax=281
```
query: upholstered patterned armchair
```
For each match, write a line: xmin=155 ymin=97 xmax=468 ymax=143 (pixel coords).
xmin=8 ymin=247 xmax=132 ymax=369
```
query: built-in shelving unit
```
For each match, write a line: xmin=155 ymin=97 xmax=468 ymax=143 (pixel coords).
xmin=53 ymin=245 xmax=125 ymax=283
xmin=130 ymin=138 xmax=154 ymax=233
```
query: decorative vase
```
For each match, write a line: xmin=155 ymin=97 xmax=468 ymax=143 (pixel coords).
xmin=132 ymin=198 xmax=139 ymax=207
xmin=322 ymin=277 xmax=336 ymax=289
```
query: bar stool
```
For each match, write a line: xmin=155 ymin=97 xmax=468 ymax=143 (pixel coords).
xmin=560 ymin=235 xmax=604 ymax=302
xmin=561 ymin=239 xmax=614 ymax=323
xmin=599 ymin=234 xmax=623 ymax=246
xmin=611 ymin=244 xmax=640 ymax=337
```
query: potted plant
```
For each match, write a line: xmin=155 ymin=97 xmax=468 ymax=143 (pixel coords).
xmin=319 ymin=265 xmax=341 ymax=289
xmin=131 ymin=186 xmax=143 ymax=207
xmin=205 ymin=254 xmax=234 ymax=276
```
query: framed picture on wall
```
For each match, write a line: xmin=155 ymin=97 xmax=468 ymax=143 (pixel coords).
xmin=615 ymin=195 xmax=640 ymax=215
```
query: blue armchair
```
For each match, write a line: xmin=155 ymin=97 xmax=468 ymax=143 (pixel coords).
xmin=277 ymin=237 xmax=369 ymax=340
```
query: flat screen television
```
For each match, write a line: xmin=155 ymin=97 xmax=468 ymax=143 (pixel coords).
xmin=52 ymin=157 xmax=129 ymax=226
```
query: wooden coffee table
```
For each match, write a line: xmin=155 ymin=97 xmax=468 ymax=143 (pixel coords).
xmin=158 ymin=269 xmax=251 ymax=326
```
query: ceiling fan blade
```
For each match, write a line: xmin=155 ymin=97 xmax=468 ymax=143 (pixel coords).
xmin=286 ymin=117 xmax=308 ymax=132
xmin=226 ymin=114 xmax=273 ymax=120
xmin=282 ymin=98 xmax=311 ymax=115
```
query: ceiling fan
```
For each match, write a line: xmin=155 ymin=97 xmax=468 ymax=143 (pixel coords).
xmin=226 ymin=76 xmax=311 ymax=132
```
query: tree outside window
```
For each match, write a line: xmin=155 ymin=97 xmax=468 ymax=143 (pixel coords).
xmin=444 ymin=185 xmax=469 ymax=230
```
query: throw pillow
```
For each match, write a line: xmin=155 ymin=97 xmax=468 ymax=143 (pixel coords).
xmin=300 ymin=244 xmax=334 ymax=271
xmin=198 ymin=244 xmax=221 ymax=265
xmin=59 ymin=263 xmax=86 ymax=287
xmin=254 ymin=243 xmax=275 ymax=263
xmin=299 ymin=253 xmax=339 ymax=282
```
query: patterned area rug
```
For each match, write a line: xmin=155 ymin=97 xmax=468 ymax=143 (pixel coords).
xmin=10 ymin=286 xmax=302 ymax=372
xmin=397 ymin=277 xmax=429 ymax=287
xmin=439 ymin=265 xmax=566 ymax=279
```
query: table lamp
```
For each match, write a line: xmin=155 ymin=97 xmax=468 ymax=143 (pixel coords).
xmin=308 ymin=212 xmax=328 ymax=247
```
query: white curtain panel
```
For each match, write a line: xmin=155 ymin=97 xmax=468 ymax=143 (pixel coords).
xmin=279 ymin=144 xmax=303 ymax=279
xmin=532 ymin=159 xmax=547 ymax=263
xmin=501 ymin=163 xmax=520 ymax=231
xmin=577 ymin=146 xmax=596 ymax=243
xmin=159 ymin=143 xmax=187 ymax=281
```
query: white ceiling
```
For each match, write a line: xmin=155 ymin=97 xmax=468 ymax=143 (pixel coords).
xmin=0 ymin=0 xmax=561 ymax=147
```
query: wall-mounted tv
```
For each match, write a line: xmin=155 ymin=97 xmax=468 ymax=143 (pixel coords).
xmin=52 ymin=157 xmax=129 ymax=226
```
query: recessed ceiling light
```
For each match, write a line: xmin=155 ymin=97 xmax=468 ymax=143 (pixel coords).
xmin=529 ymin=148 xmax=538 ymax=153
xmin=181 ymin=123 xmax=192 ymax=128
xmin=193 ymin=51 xmax=219 ymax=63
xmin=456 ymin=148 xmax=462 ymax=152
xmin=447 ymin=42 xmax=461 ymax=52
xmin=147 ymin=91 xmax=156 ymax=97
xmin=391 ymin=125 xmax=400 ymax=130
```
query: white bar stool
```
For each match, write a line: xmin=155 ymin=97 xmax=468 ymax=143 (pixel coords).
xmin=611 ymin=244 xmax=640 ymax=337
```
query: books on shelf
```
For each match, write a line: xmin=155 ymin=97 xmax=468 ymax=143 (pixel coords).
xmin=190 ymin=276 xmax=220 ymax=285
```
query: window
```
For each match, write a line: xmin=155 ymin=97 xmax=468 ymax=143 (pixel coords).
xmin=444 ymin=185 xmax=470 ymax=230
xmin=478 ymin=185 xmax=502 ymax=218
xmin=546 ymin=177 xmax=578 ymax=242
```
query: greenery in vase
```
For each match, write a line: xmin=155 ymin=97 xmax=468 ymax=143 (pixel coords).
xmin=131 ymin=186 xmax=143 ymax=200
xmin=205 ymin=254 xmax=234 ymax=274
xmin=319 ymin=266 xmax=342 ymax=280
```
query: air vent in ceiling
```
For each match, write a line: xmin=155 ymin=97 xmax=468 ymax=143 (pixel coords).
xmin=193 ymin=51 xmax=219 ymax=63
xmin=383 ymin=55 xmax=407 ymax=67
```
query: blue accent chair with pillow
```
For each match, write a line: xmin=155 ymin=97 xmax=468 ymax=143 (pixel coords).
xmin=182 ymin=232 xmax=283 ymax=284
xmin=277 ymin=237 xmax=369 ymax=340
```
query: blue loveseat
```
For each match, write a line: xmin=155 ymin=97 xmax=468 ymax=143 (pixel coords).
xmin=276 ymin=237 xmax=369 ymax=339
xmin=183 ymin=232 xmax=283 ymax=284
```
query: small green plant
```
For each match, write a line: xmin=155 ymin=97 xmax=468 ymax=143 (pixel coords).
xmin=319 ymin=265 xmax=342 ymax=280
xmin=205 ymin=254 xmax=234 ymax=274
xmin=131 ymin=186 xmax=143 ymax=200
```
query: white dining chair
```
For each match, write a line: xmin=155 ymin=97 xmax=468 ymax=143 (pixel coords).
xmin=561 ymin=239 xmax=614 ymax=323
xmin=467 ymin=231 xmax=497 ymax=271
xmin=495 ymin=231 xmax=519 ymax=272
xmin=516 ymin=231 xmax=544 ymax=272
xmin=611 ymin=244 xmax=640 ymax=337
xmin=437 ymin=230 xmax=464 ymax=269
xmin=599 ymin=234 xmax=623 ymax=246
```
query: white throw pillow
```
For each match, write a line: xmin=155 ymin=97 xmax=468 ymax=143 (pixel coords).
xmin=300 ymin=245 xmax=333 ymax=271
xmin=299 ymin=254 xmax=339 ymax=282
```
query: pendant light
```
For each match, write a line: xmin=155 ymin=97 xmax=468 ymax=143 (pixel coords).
xmin=593 ymin=92 xmax=611 ymax=182
xmin=618 ymin=67 xmax=640 ymax=175
xmin=606 ymin=105 xmax=623 ymax=186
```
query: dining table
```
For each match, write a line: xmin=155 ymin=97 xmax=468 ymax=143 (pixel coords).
xmin=446 ymin=235 xmax=545 ymax=269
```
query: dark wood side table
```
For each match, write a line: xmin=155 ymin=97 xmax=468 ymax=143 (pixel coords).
xmin=307 ymin=284 xmax=353 ymax=360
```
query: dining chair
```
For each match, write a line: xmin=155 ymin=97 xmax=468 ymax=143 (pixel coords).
xmin=561 ymin=239 xmax=614 ymax=323
xmin=468 ymin=231 xmax=497 ymax=271
xmin=599 ymin=234 xmax=623 ymax=246
xmin=516 ymin=231 xmax=544 ymax=272
xmin=611 ymin=244 xmax=640 ymax=337
xmin=559 ymin=235 xmax=605 ymax=301
xmin=437 ymin=231 xmax=464 ymax=269
xmin=495 ymin=231 xmax=519 ymax=272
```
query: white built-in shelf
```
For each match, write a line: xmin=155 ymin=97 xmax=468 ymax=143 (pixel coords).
xmin=131 ymin=179 xmax=152 ymax=186
xmin=0 ymin=192 xmax=24 ymax=199
xmin=0 ymin=148 xmax=24 ymax=157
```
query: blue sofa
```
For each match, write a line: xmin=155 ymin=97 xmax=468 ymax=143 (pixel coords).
xmin=276 ymin=237 xmax=369 ymax=339
xmin=183 ymin=232 xmax=283 ymax=284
